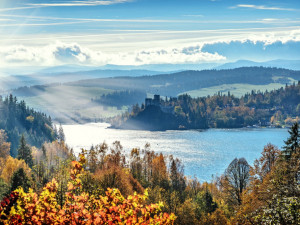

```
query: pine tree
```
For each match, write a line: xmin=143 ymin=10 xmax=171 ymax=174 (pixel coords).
xmin=58 ymin=124 xmax=65 ymax=143
xmin=41 ymin=144 xmax=47 ymax=160
xmin=17 ymin=134 xmax=33 ymax=168
xmin=283 ymin=122 xmax=300 ymax=159
xmin=10 ymin=167 xmax=31 ymax=192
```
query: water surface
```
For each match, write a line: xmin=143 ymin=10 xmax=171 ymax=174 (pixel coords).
xmin=63 ymin=123 xmax=289 ymax=182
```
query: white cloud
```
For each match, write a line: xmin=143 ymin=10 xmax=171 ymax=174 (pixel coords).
xmin=233 ymin=4 xmax=295 ymax=11
xmin=0 ymin=25 xmax=299 ymax=68
xmin=0 ymin=6 xmax=40 ymax=12
xmin=27 ymin=0 xmax=132 ymax=7
xmin=0 ymin=0 xmax=132 ymax=12
xmin=0 ymin=42 xmax=226 ymax=67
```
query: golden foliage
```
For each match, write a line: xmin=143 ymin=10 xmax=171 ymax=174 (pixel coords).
xmin=0 ymin=156 xmax=31 ymax=183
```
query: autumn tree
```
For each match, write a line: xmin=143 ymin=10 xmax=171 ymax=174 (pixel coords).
xmin=234 ymin=145 xmax=281 ymax=224
xmin=175 ymin=199 xmax=198 ymax=225
xmin=130 ymin=148 xmax=143 ymax=182
xmin=0 ymin=156 xmax=31 ymax=184
xmin=252 ymin=143 xmax=281 ymax=180
xmin=221 ymin=158 xmax=250 ymax=206
xmin=0 ymin=155 xmax=176 ymax=225
xmin=152 ymin=153 xmax=169 ymax=189
xmin=0 ymin=130 xmax=10 ymax=158
xmin=199 ymin=209 xmax=228 ymax=225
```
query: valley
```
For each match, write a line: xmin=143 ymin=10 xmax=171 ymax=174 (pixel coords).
xmin=6 ymin=66 xmax=300 ymax=124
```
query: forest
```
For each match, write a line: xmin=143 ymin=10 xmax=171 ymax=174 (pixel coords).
xmin=116 ymin=82 xmax=300 ymax=130
xmin=92 ymin=90 xmax=147 ymax=109
xmin=69 ymin=67 xmax=300 ymax=96
xmin=0 ymin=94 xmax=57 ymax=157
xmin=0 ymin=119 xmax=299 ymax=224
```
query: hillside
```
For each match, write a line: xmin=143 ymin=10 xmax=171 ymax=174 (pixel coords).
xmin=117 ymin=105 xmax=180 ymax=131
xmin=117 ymin=82 xmax=300 ymax=131
xmin=9 ymin=67 xmax=300 ymax=123
xmin=69 ymin=67 xmax=300 ymax=96
xmin=0 ymin=95 xmax=56 ymax=156
xmin=216 ymin=59 xmax=300 ymax=70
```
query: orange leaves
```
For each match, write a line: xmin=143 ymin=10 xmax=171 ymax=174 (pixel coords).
xmin=0 ymin=191 xmax=19 ymax=224
xmin=0 ymin=156 xmax=176 ymax=225
xmin=67 ymin=182 xmax=75 ymax=191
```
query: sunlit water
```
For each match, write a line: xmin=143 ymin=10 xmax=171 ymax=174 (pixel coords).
xmin=62 ymin=123 xmax=289 ymax=182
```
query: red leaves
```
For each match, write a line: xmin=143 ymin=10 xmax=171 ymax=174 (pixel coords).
xmin=0 ymin=191 xmax=20 ymax=224
xmin=0 ymin=157 xmax=176 ymax=225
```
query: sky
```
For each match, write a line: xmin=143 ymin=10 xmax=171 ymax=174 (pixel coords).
xmin=0 ymin=0 xmax=300 ymax=68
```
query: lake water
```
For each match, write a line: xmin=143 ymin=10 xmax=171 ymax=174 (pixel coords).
xmin=62 ymin=123 xmax=289 ymax=182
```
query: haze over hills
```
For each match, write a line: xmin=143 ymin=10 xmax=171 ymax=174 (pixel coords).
xmin=1 ymin=59 xmax=299 ymax=92
xmin=6 ymin=66 xmax=300 ymax=123
xmin=0 ymin=69 xmax=168 ymax=91
xmin=216 ymin=59 xmax=300 ymax=70
xmin=68 ymin=67 xmax=300 ymax=97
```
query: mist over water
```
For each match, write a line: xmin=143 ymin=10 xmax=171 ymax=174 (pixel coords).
xmin=63 ymin=123 xmax=289 ymax=182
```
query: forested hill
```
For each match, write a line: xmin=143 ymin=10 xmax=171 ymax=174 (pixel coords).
xmin=118 ymin=82 xmax=300 ymax=130
xmin=70 ymin=67 xmax=300 ymax=96
xmin=0 ymin=94 xmax=56 ymax=156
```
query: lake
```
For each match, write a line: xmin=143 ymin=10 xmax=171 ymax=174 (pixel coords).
xmin=62 ymin=123 xmax=289 ymax=182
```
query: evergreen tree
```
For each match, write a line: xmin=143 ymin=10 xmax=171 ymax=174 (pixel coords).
xmin=58 ymin=124 xmax=65 ymax=143
xmin=195 ymin=190 xmax=217 ymax=218
xmin=17 ymin=135 xmax=33 ymax=168
xmin=41 ymin=144 xmax=47 ymax=160
xmin=0 ymin=178 xmax=9 ymax=200
xmin=283 ymin=122 xmax=300 ymax=159
xmin=10 ymin=167 xmax=31 ymax=192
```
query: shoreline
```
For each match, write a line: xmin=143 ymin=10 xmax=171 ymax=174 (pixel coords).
xmin=65 ymin=121 xmax=287 ymax=132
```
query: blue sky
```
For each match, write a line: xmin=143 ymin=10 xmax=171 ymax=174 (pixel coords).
xmin=0 ymin=0 xmax=299 ymax=68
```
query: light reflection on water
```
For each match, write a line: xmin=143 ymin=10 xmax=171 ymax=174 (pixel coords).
xmin=62 ymin=123 xmax=289 ymax=182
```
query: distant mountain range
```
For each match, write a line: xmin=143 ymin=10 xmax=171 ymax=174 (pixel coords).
xmin=1 ymin=59 xmax=299 ymax=92
xmin=66 ymin=67 xmax=300 ymax=97
xmin=8 ymin=66 xmax=300 ymax=122
xmin=0 ymin=69 xmax=167 ymax=91
xmin=216 ymin=59 xmax=300 ymax=70
xmin=33 ymin=59 xmax=300 ymax=75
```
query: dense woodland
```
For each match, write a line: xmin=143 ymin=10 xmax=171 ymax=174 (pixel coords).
xmin=12 ymin=67 xmax=298 ymax=98
xmin=0 ymin=120 xmax=299 ymax=224
xmin=92 ymin=90 xmax=147 ymax=109
xmin=117 ymin=82 xmax=300 ymax=130
xmin=0 ymin=95 xmax=57 ymax=157
xmin=70 ymin=67 xmax=300 ymax=96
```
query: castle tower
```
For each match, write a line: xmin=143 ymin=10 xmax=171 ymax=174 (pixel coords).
xmin=153 ymin=94 xmax=160 ymax=106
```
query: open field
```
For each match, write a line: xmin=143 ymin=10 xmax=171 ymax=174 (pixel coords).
xmin=181 ymin=83 xmax=289 ymax=98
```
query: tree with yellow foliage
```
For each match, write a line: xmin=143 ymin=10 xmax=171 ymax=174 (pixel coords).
xmin=0 ymin=130 xmax=10 ymax=158
xmin=0 ymin=156 xmax=31 ymax=184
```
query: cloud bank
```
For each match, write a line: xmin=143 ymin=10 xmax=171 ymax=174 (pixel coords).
xmin=0 ymin=42 xmax=226 ymax=67
xmin=1 ymin=27 xmax=300 ymax=68
xmin=232 ymin=4 xmax=295 ymax=11
xmin=202 ymin=40 xmax=300 ymax=61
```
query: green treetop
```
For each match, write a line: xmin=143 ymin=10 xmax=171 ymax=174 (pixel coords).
xmin=17 ymin=134 xmax=33 ymax=168
xmin=283 ymin=122 xmax=300 ymax=159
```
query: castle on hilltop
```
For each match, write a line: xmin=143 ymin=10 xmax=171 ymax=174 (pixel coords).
xmin=145 ymin=94 xmax=174 ymax=114
xmin=145 ymin=94 xmax=160 ymax=107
